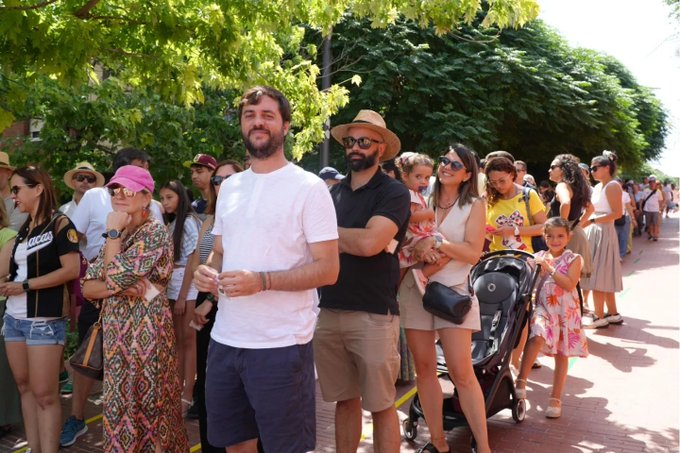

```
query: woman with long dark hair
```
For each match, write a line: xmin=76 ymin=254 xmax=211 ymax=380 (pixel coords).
xmin=398 ymin=145 xmax=490 ymax=453
xmin=0 ymin=166 xmax=80 ymax=453
xmin=159 ymin=179 xmax=201 ymax=415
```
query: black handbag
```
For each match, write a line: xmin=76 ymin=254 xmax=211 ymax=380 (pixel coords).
xmin=69 ymin=313 xmax=103 ymax=381
xmin=614 ymin=215 xmax=626 ymax=226
xmin=422 ymin=280 xmax=473 ymax=324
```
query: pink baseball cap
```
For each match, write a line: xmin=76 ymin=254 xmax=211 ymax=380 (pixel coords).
xmin=106 ymin=165 xmax=155 ymax=192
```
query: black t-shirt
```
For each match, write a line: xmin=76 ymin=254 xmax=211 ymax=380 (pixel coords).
xmin=320 ymin=169 xmax=410 ymax=315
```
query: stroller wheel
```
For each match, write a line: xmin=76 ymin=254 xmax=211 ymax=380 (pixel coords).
xmin=512 ymin=398 xmax=527 ymax=422
xmin=402 ymin=418 xmax=418 ymax=441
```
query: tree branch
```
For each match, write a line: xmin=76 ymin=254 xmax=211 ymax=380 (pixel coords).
xmin=1 ymin=0 xmax=60 ymax=11
xmin=74 ymin=0 xmax=101 ymax=18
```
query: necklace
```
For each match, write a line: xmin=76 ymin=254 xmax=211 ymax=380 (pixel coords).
xmin=437 ymin=195 xmax=459 ymax=210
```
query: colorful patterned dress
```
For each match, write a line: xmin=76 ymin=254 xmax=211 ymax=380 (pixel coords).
xmin=530 ymin=250 xmax=589 ymax=358
xmin=84 ymin=219 xmax=188 ymax=452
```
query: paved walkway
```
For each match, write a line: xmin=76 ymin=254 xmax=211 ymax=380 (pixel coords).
xmin=2 ymin=215 xmax=678 ymax=452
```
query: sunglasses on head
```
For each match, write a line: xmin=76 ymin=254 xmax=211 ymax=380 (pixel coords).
xmin=211 ymin=175 xmax=231 ymax=186
xmin=341 ymin=136 xmax=382 ymax=150
xmin=10 ymin=184 xmax=37 ymax=195
xmin=74 ymin=174 xmax=97 ymax=183
xmin=438 ymin=156 xmax=466 ymax=171
xmin=108 ymin=187 xmax=138 ymax=198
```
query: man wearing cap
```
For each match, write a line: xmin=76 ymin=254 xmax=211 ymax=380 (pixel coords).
xmin=59 ymin=162 xmax=105 ymax=218
xmin=641 ymin=175 xmax=663 ymax=241
xmin=318 ymin=166 xmax=345 ymax=189
xmin=0 ymin=151 xmax=28 ymax=231
xmin=315 ymin=110 xmax=410 ymax=453
xmin=193 ymin=86 xmax=339 ymax=453
xmin=187 ymin=154 xmax=217 ymax=220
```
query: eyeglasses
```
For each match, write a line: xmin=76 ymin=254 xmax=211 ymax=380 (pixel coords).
xmin=341 ymin=136 xmax=382 ymax=150
xmin=211 ymin=175 xmax=231 ymax=186
xmin=437 ymin=156 xmax=466 ymax=171
xmin=590 ymin=165 xmax=601 ymax=172
xmin=108 ymin=187 xmax=138 ymax=198
xmin=10 ymin=184 xmax=36 ymax=195
xmin=74 ymin=174 xmax=97 ymax=183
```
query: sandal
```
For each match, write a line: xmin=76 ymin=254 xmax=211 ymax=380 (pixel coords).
xmin=515 ymin=378 xmax=527 ymax=400
xmin=417 ymin=442 xmax=450 ymax=453
xmin=545 ymin=398 xmax=562 ymax=419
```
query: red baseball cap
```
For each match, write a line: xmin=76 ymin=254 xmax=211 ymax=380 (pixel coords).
xmin=184 ymin=153 xmax=217 ymax=170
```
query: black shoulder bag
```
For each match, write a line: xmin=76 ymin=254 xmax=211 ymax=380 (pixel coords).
xmin=423 ymin=278 xmax=473 ymax=324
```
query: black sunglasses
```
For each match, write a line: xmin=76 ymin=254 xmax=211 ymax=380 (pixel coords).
xmin=74 ymin=174 xmax=97 ymax=183
xmin=590 ymin=165 xmax=601 ymax=172
xmin=211 ymin=175 xmax=231 ymax=186
xmin=438 ymin=156 xmax=466 ymax=171
xmin=341 ymin=136 xmax=382 ymax=150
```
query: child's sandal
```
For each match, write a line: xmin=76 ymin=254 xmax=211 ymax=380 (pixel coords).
xmin=545 ymin=397 xmax=561 ymax=419
xmin=515 ymin=378 xmax=528 ymax=400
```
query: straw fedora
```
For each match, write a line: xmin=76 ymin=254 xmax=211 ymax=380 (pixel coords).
xmin=330 ymin=110 xmax=401 ymax=162
xmin=0 ymin=151 xmax=15 ymax=171
xmin=63 ymin=162 xmax=105 ymax=190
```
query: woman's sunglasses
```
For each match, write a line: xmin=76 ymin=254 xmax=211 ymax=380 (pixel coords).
xmin=74 ymin=174 xmax=97 ymax=183
xmin=108 ymin=187 xmax=138 ymax=198
xmin=341 ymin=136 xmax=382 ymax=150
xmin=211 ymin=175 xmax=231 ymax=186
xmin=590 ymin=165 xmax=601 ymax=172
xmin=438 ymin=156 xmax=466 ymax=171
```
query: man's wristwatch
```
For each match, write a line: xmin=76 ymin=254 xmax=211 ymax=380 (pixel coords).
xmin=514 ymin=225 xmax=520 ymax=236
xmin=102 ymin=229 xmax=122 ymax=240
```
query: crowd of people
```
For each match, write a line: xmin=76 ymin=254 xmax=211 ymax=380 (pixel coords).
xmin=0 ymin=85 xmax=673 ymax=453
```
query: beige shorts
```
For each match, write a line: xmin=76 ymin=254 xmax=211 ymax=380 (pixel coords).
xmin=314 ymin=309 xmax=400 ymax=412
xmin=398 ymin=271 xmax=481 ymax=332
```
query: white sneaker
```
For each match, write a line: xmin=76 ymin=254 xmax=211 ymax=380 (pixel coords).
xmin=586 ymin=316 xmax=609 ymax=329
xmin=605 ymin=313 xmax=624 ymax=325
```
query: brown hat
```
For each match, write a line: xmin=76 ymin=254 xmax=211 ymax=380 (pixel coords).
xmin=64 ymin=162 xmax=105 ymax=189
xmin=0 ymin=151 xmax=15 ymax=170
xmin=330 ymin=110 xmax=401 ymax=162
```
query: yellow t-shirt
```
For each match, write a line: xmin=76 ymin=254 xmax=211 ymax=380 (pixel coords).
xmin=486 ymin=189 xmax=545 ymax=253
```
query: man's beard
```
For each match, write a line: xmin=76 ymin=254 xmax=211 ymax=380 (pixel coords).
xmin=345 ymin=149 xmax=378 ymax=172
xmin=243 ymin=128 xmax=285 ymax=159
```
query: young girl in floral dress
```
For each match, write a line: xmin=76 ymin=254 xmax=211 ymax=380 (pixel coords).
xmin=515 ymin=217 xmax=589 ymax=419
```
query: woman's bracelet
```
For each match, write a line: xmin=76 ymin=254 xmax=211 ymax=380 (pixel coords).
xmin=259 ymin=272 xmax=267 ymax=292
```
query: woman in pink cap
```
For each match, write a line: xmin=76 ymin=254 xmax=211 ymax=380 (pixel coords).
xmin=82 ymin=165 xmax=188 ymax=452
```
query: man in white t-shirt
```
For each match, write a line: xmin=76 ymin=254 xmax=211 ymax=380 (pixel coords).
xmin=641 ymin=175 xmax=663 ymax=241
xmin=193 ymin=86 xmax=339 ymax=453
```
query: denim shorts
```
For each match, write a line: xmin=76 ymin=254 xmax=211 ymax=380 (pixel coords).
xmin=2 ymin=313 xmax=67 ymax=346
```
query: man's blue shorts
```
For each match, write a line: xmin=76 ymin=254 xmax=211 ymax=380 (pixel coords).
xmin=206 ymin=340 xmax=315 ymax=452
xmin=2 ymin=313 xmax=67 ymax=346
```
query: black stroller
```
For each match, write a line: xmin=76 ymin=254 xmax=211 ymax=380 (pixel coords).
xmin=402 ymin=250 xmax=540 ymax=451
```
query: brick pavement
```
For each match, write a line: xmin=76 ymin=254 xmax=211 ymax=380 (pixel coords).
xmin=2 ymin=215 xmax=678 ymax=452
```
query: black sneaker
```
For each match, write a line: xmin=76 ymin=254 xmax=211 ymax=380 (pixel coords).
xmin=186 ymin=402 xmax=199 ymax=420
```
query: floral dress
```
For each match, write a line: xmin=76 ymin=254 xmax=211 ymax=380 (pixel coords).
xmin=398 ymin=189 xmax=440 ymax=268
xmin=530 ymin=250 xmax=589 ymax=358
xmin=84 ymin=219 xmax=188 ymax=452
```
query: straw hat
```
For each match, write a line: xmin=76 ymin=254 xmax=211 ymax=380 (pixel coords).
xmin=0 ymin=151 xmax=15 ymax=170
xmin=63 ymin=162 xmax=105 ymax=189
xmin=330 ymin=110 xmax=401 ymax=162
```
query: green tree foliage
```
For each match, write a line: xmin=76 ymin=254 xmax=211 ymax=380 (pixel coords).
xmin=0 ymin=0 xmax=539 ymax=162
xmin=305 ymin=18 xmax=668 ymax=176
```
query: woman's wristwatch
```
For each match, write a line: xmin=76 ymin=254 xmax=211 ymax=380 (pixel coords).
xmin=22 ymin=280 xmax=29 ymax=292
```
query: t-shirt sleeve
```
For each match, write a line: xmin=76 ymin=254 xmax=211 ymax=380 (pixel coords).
xmin=55 ymin=216 xmax=80 ymax=256
xmin=374 ymin=183 xmax=411 ymax=230
xmin=528 ymin=189 xmax=545 ymax=218
xmin=302 ymin=180 xmax=339 ymax=244
xmin=180 ymin=217 xmax=200 ymax=260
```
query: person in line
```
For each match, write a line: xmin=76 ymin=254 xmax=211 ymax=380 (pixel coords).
xmin=515 ymin=217 xmax=588 ymax=419
xmin=0 ymin=152 xmax=28 ymax=231
xmin=159 ymin=180 xmax=201 ymax=416
xmin=187 ymin=154 xmax=217 ymax=220
xmin=0 ymin=166 xmax=81 ymax=453
xmin=315 ymin=109 xmax=410 ymax=453
xmin=399 ymin=144 xmax=490 ymax=453
xmin=60 ymin=149 xmax=164 ymax=448
xmin=193 ymin=86 xmax=339 ymax=453
xmin=189 ymin=160 xmax=243 ymax=449
xmin=318 ymin=166 xmax=345 ymax=189
xmin=82 ymin=165 xmax=188 ymax=452
xmin=484 ymin=156 xmax=547 ymax=371
xmin=580 ymin=151 xmax=624 ymax=328
xmin=614 ymin=179 xmax=636 ymax=261
xmin=0 ymin=202 xmax=19 ymax=440
xmin=640 ymin=175 xmax=663 ymax=242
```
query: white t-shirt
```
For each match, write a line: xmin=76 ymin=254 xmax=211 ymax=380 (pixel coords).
xmin=641 ymin=188 xmax=662 ymax=213
xmin=6 ymin=243 xmax=28 ymax=319
xmin=211 ymin=163 xmax=338 ymax=349
xmin=621 ymin=191 xmax=631 ymax=217
xmin=70 ymin=187 xmax=164 ymax=261
xmin=59 ymin=199 xmax=78 ymax=219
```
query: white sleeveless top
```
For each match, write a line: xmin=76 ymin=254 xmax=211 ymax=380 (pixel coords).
xmin=430 ymin=199 xmax=475 ymax=290
xmin=591 ymin=181 xmax=616 ymax=214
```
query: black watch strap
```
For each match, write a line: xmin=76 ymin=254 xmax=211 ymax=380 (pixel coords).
xmin=22 ymin=280 xmax=29 ymax=292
